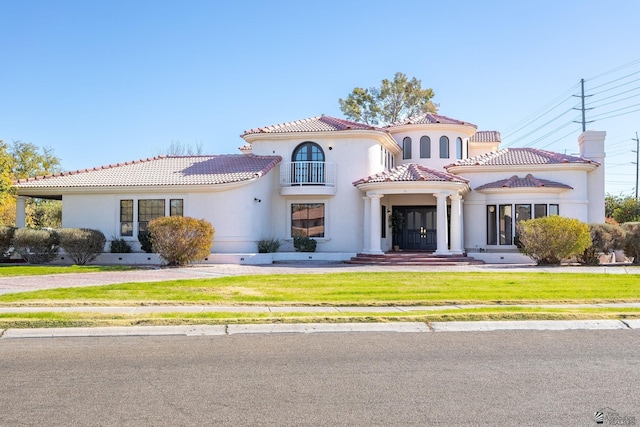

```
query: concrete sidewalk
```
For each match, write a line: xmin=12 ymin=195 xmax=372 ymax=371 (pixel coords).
xmin=3 ymin=319 xmax=640 ymax=339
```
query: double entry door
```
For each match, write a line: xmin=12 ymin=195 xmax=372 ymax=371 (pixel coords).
xmin=394 ymin=206 xmax=437 ymax=251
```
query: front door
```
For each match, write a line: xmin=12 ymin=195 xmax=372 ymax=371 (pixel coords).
xmin=394 ymin=206 xmax=437 ymax=251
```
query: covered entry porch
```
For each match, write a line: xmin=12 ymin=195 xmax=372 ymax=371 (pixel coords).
xmin=353 ymin=164 xmax=470 ymax=256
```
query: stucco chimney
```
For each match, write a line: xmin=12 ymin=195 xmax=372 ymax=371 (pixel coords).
xmin=578 ymin=130 xmax=606 ymax=223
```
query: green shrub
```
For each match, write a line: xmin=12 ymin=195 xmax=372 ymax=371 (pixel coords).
xmin=257 ymin=237 xmax=281 ymax=253
xmin=579 ymin=223 xmax=626 ymax=265
xmin=293 ymin=236 xmax=317 ymax=252
xmin=138 ymin=231 xmax=153 ymax=253
xmin=516 ymin=216 xmax=591 ymax=265
xmin=147 ymin=216 xmax=214 ymax=266
xmin=57 ymin=228 xmax=106 ymax=265
xmin=622 ymin=222 xmax=640 ymax=265
xmin=0 ymin=226 xmax=16 ymax=259
xmin=109 ymin=237 xmax=132 ymax=253
xmin=13 ymin=228 xmax=60 ymax=264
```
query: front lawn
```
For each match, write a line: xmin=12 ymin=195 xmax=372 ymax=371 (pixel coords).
xmin=0 ymin=265 xmax=137 ymax=277
xmin=1 ymin=272 xmax=638 ymax=306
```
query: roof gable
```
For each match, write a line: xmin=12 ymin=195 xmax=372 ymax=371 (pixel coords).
xmin=242 ymin=115 xmax=380 ymax=136
xmin=14 ymin=155 xmax=282 ymax=189
xmin=353 ymin=164 xmax=468 ymax=186
xmin=385 ymin=113 xmax=477 ymax=129
xmin=475 ymin=174 xmax=573 ymax=191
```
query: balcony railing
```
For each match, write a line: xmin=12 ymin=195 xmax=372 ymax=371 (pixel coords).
xmin=280 ymin=161 xmax=336 ymax=187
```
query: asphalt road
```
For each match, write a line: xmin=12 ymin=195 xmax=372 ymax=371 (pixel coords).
xmin=1 ymin=330 xmax=639 ymax=426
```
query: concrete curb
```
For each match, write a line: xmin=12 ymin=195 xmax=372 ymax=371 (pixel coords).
xmin=2 ymin=319 xmax=639 ymax=338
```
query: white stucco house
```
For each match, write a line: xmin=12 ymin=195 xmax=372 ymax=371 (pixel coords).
xmin=13 ymin=113 xmax=606 ymax=264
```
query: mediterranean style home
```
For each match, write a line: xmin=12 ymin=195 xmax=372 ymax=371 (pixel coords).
xmin=13 ymin=113 xmax=606 ymax=264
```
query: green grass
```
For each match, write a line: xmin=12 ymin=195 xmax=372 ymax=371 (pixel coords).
xmin=1 ymin=272 xmax=639 ymax=306
xmin=0 ymin=265 xmax=137 ymax=277
xmin=0 ymin=306 xmax=639 ymax=329
xmin=2 ymin=271 xmax=639 ymax=328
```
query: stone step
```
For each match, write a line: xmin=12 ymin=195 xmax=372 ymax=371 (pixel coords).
xmin=345 ymin=252 xmax=484 ymax=266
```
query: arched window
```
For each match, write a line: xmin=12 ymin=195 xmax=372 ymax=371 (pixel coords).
xmin=420 ymin=136 xmax=431 ymax=158
xmin=456 ymin=137 xmax=463 ymax=159
xmin=402 ymin=137 xmax=412 ymax=159
xmin=292 ymin=141 xmax=325 ymax=184
xmin=439 ymin=136 xmax=449 ymax=159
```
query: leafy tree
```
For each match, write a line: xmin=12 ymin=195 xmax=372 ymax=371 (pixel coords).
xmin=605 ymin=194 xmax=640 ymax=223
xmin=516 ymin=216 xmax=591 ymax=265
xmin=339 ymin=72 xmax=437 ymax=126
xmin=0 ymin=140 xmax=63 ymax=227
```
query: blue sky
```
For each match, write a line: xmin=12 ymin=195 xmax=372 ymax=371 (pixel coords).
xmin=2 ymin=0 xmax=639 ymax=196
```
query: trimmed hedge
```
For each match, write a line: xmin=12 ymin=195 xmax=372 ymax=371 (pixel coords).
xmin=58 ymin=228 xmax=106 ymax=265
xmin=0 ymin=226 xmax=16 ymax=259
xmin=14 ymin=228 xmax=59 ymax=264
xmin=579 ymin=223 xmax=626 ymax=265
xmin=109 ymin=238 xmax=132 ymax=253
xmin=622 ymin=222 xmax=640 ymax=265
xmin=293 ymin=236 xmax=317 ymax=252
xmin=147 ymin=216 xmax=214 ymax=266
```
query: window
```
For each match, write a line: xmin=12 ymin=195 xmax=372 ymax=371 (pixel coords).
xmin=456 ymin=137 xmax=463 ymax=160
xmin=292 ymin=141 xmax=325 ymax=184
xmin=120 ymin=200 xmax=133 ymax=237
xmin=439 ymin=136 xmax=449 ymax=158
xmin=487 ymin=203 xmax=560 ymax=245
xmin=381 ymin=205 xmax=386 ymax=238
xmin=170 ymin=199 xmax=183 ymax=216
xmin=534 ymin=204 xmax=547 ymax=218
xmin=291 ymin=203 xmax=324 ymax=237
xmin=402 ymin=137 xmax=412 ymax=159
xmin=487 ymin=205 xmax=497 ymax=245
xmin=420 ymin=136 xmax=431 ymax=158
xmin=138 ymin=199 xmax=165 ymax=232
xmin=499 ymin=205 xmax=512 ymax=245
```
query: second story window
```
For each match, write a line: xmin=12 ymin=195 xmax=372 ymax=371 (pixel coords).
xmin=292 ymin=141 xmax=325 ymax=185
xmin=456 ymin=137 xmax=463 ymax=160
xmin=403 ymin=137 xmax=412 ymax=159
xmin=439 ymin=136 xmax=449 ymax=159
xmin=420 ymin=136 xmax=431 ymax=158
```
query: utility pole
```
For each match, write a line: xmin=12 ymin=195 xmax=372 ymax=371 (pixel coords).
xmin=634 ymin=132 xmax=640 ymax=200
xmin=573 ymin=79 xmax=593 ymax=131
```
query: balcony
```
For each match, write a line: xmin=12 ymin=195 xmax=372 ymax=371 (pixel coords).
xmin=280 ymin=161 xmax=337 ymax=196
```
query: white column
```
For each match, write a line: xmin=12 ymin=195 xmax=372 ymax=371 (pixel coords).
xmin=16 ymin=196 xmax=27 ymax=228
xmin=449 ymin=193 xmax=463 ymax=255
xmin=362 ymin=196 xmax=370 ymax=254
xmin=434 ymin=193 xmax=450 ymax=255
xmin=367 ymin=194 xmax=384 ymax=254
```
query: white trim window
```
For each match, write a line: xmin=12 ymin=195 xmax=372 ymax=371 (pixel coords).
xmin=119 ymin=197 xmax=184 ymax=237
xmin=486 ymin=202 xmax=559 ymax=246
xmin=291 ymin=202 xmax=325 ymax=238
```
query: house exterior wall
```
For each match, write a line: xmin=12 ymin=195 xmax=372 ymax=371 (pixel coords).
xmin=249 ymin=133 xmax=396 ymax=253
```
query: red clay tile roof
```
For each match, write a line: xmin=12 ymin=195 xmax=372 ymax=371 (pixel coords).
xmin=243 ymin=115 xmax=380 ymax=135
xmin=385 ymin=113 xmax=477 ymax=129
xmin=353 ymin=164 xmax=468 ymax=186
xmin=14 ymin=155 xmax=282 ymax=188
xmin=470 ymin=130 xmax=501 ymax=143
xmin=446 ymin=148 xmax=599 ymax=167
xmin=475 ymin=174 xmax=573 ymax=191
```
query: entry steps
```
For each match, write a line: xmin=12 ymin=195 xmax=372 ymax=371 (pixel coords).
xmin=346 ymin=252 xmax=484 ymax=266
